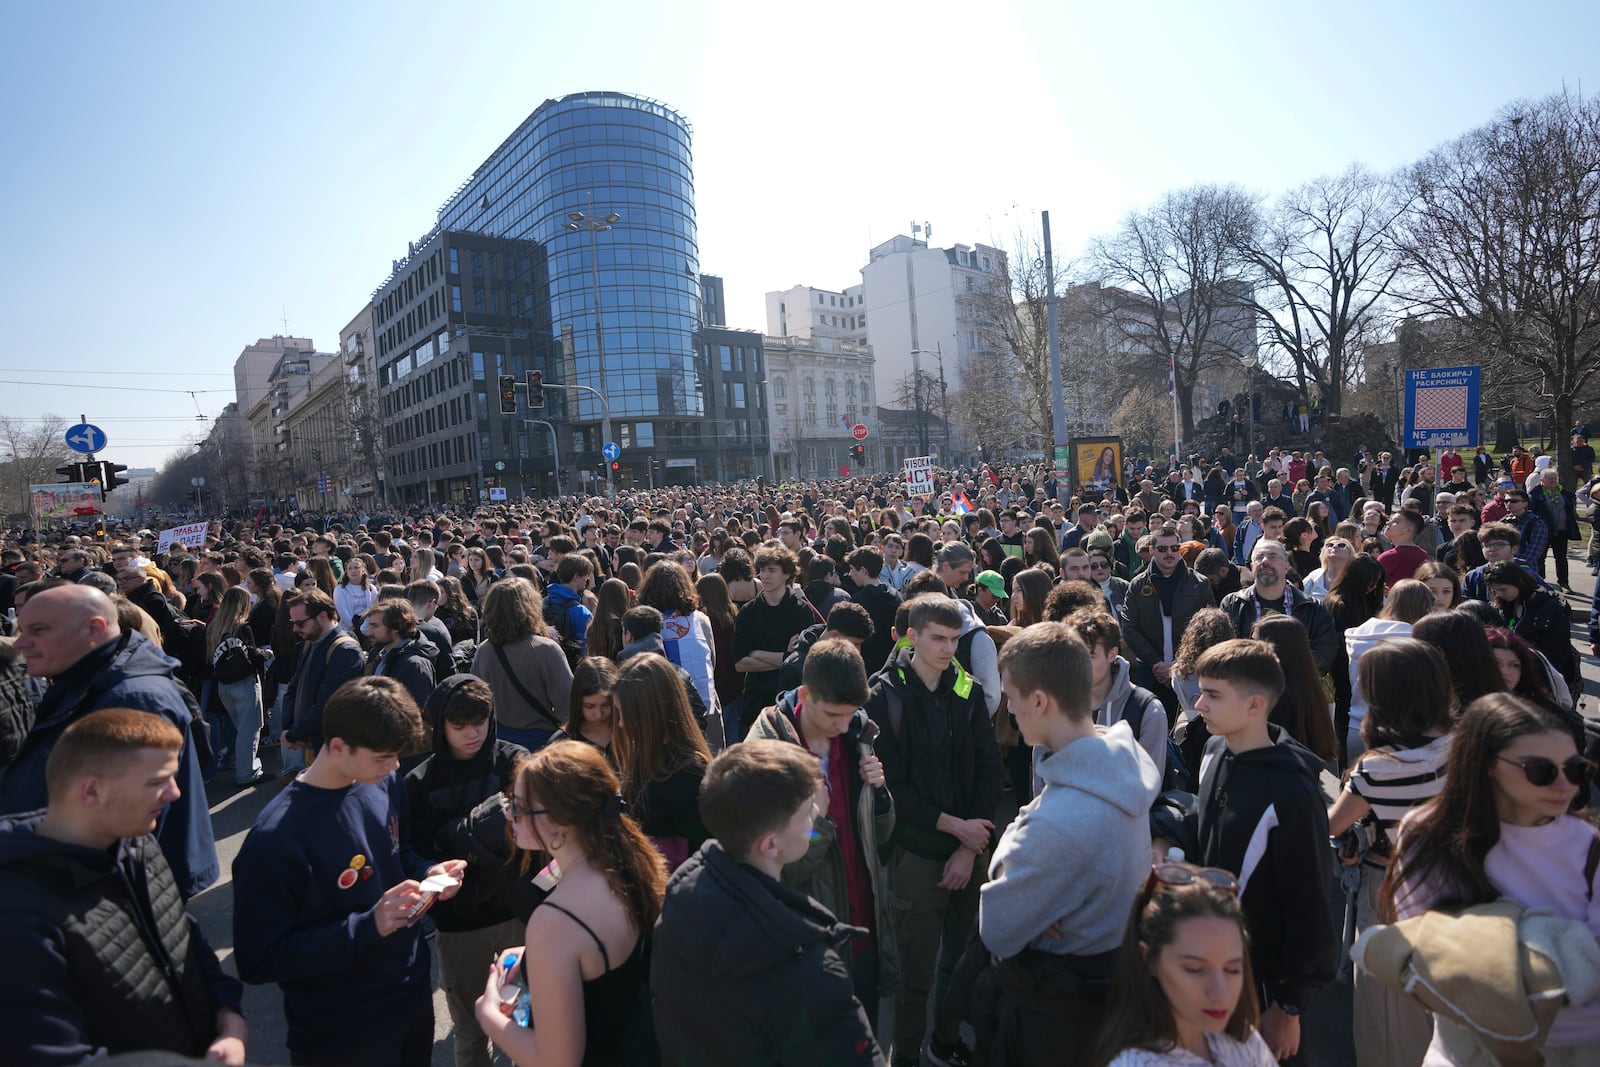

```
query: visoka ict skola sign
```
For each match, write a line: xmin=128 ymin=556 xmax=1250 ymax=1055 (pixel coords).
xmin=1404 ymin=366 xmax=1480 ymax=450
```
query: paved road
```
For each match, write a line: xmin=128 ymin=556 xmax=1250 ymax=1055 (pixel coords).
xmin=189 ymin=546 xmax=1600 ymax=1066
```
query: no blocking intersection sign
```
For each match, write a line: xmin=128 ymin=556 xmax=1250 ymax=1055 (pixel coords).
xmin=904 ymin=455 xmax=934 ymax=497
xmin=1404 ymin=365 xmax=1480 ymax=449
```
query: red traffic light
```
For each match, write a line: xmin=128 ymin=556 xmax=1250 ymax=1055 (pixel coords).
xmin=610 ymin=461 xmax=620 ymax=472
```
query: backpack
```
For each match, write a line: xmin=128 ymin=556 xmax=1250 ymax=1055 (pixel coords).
xmin=450 ymin=638 xmax=478 ymax=676
xmin=1118 ymin=684 xmax=1191 ymax=792
xmin=541 ymin=596 xmax=585 ymax=672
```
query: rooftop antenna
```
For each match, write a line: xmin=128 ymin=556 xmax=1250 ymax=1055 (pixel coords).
xmin=279 ymin=307 xmax=291 ymax=336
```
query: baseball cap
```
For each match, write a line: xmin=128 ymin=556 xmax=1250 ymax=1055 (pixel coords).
xmin=974 ymin=571 xmax=1006 ymax=598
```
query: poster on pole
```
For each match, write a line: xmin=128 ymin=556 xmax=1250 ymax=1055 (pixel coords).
xmin=1404 ymin=366 xmax=1480 ymax=450
xmin=156 ymin=521 xmax=209 ymax=554
xmin=904 ymin=455 xmax=935 ymax=498
xmin=1070 ymin=437 xmax=1123 ymax=495
xmin=29 ymin=483 xmax=102 ymax=522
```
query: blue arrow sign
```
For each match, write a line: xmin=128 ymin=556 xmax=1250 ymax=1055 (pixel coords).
xmin=64 ymin=423 xmax=107 ymax=454
xmin=602 ymin=442 xmax=621 ymax=461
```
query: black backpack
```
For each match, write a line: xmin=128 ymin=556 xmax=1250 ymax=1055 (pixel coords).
xmin=1118 ymin=685 xmax=1191 ymax=792
xmin=541 ymin=597 xmax=584 ymax=672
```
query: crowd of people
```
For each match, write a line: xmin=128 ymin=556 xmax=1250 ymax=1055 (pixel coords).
xmin=0 ymin=432 xmax=1597 ymax=1067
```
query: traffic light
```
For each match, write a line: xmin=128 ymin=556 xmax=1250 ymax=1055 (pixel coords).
xmin=57 ymin=462 xmax=87 ymax=483
xmin=498 ymin=374 xmax=517 ymax=415
xmin=526 ymin=370 xmax=545 ymax=410
xmin=850 ymin=444 xmax=865 ymax=464
xmin=101 ymin=461 xmax=129 ymax=497
xmin=610 ymin=461 xmax=621 ymax=473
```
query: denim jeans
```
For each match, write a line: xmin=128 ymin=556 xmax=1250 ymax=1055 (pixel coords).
xmin=217 ymin=676 xmax=263 ymax=782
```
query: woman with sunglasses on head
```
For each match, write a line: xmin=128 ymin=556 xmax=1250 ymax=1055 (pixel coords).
xmin=477 ymin=740 xmax=667 ymax=1066
xmin=1091 ymin=867 xmax=1275 ymax=1067
xmin=1327 ymin=639 xmax=1454 ymax=1067
xmin=1299 ymin=536 xmax=1353 ymax=602
xmin=1387 ymin=693 xmax=1600 ymax=1065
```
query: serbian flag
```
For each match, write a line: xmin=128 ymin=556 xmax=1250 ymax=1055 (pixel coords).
xmin=951 ymin=491 xmax=973 ymax=515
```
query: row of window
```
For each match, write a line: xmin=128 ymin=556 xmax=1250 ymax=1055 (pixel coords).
xmin=817 ymin=291 xmax=860 ymax=308
xmin=384 ymin=389 xmax=474 ymax=450
xmin=389 ymin=434 xmax=475 ymax=480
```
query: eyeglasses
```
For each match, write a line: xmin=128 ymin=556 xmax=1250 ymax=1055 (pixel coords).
xmin=1089 ymin=560 xmax=1111 ymax=570
xmin=1153 ymin=546 xmax=1180 ymax=555
xmin=1496 ymin=754 xmax=1596 ymax=787
xmin=1325 ymin=542 xmax=1352 ymax=553
xmin=506 ymin=795 xmax=546 ymax=821
xmin=289 ymin=617 xmax=315 ymax=630
xmin=1143 ymin=862 xmax=1240 ymax=898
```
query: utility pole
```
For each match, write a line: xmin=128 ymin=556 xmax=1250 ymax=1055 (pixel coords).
xmin=1043 ymin=211 xmax=1069 ymax=500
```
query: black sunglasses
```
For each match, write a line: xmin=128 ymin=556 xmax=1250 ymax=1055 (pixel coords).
xmin=1496 ymin=754 xmax=1596 ymax=787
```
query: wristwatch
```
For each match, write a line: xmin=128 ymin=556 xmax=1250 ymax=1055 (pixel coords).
xmin=1274 ymin=1001 xmax=1302 ymax=1018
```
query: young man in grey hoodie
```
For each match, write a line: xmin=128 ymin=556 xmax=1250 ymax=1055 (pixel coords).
xmin=928 ymin=621 xmax=1161 ymax=1067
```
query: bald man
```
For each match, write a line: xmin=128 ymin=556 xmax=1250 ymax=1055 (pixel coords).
xmin=0 ymin=585 xmax=218 ymax=897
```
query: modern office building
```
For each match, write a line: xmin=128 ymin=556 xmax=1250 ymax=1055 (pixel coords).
xmin=349 ymin=91 xmax=722 ymax=502
xmin=697 ymin=275 xmax=770 ymax=484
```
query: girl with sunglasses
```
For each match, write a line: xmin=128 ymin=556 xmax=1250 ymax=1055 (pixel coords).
xmin=1388 ymin=693 xmax=1600 ymax=1064
xmin=1092 ymin=864 xmax=1276 ymax=1066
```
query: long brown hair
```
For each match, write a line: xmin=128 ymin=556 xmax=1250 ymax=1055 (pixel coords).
xmin=1252 ymin=615 xmax=1337 ymax=762
xmin=481 ymin=577 xmax=549 ymax=647
xmin=585 ymin=578 xmax=631 ymax=662
xmin=1091 ymin=878 xmax=1259 ymax=1067
xmin=1009 ymin=567 xmax=1052 ymax=627
xmin=513 ymin=741 xmax=667 ymax=934
xmin=612 ymin=654 xmax=711 ymax=800
xmin=1383 ymin=693 xmax=1576 ymax=922
xmin=205 ymin=586 xmax=252 ymax=659
xmin=695 ymin=572 xmax=738 ymax=630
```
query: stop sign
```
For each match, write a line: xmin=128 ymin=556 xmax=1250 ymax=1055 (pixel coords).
xmin=839 ymin=464 xmax=851 ymax=477
xmin=851 ymin=423 xmax=868 ymax=441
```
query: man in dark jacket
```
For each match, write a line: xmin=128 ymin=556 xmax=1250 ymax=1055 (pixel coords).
xmin=847 ymin=546 xmax=902 ymax=674
xmin=651 ymin=740 xmax=886 ymax=1067
xmin=1220 ymin=540 xmax=1340 ymax=674
xmin=1531 ymin=467 xmax=1580 ymax=591
xmin=363 ymin=599 xmax=438 ymax=713
xmin=281 ymin=590 xmax=364 ymax=758
xmin=866 ymin=594 xmax=1002 ymax=1067
xmin=1 ymin=584 xmax=219 ymax=898
xmin=0 ymin=708 xmax=246 ymax=1064
xmin=777 ymin=602 xmax=874 ymax=695
xmin=403 ymin=677 xmax=526 ymax=1067
xmin=406 ymin=580 xmax=456 ymax=679
xmin=751 ymin=640 xmax=896 ymax=1018
xmin=1119 ymin=528 xmax=1216 ymax=713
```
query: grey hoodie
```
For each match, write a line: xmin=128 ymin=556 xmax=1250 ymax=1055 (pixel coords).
xmin=980 ymin=721 xmax=1161 ymax=959
xmin=950 ymin=596 xmax=1002 ymax=719
xmin=1091 ymin=656 xmax=1169 ymax=774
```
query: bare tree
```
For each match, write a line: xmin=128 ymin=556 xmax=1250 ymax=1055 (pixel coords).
xmin=947 ymin=349 xmax=1026 ymax=462
xmin=1090 ymin=184 xmax=1259 ymax=435
xmin=0 ymin=415 xmax=71 ymax=519
xmin=1236 ymin=165 xmax=1405 ymax=413
xmin=1394 ymin=89 xmax=1600 ymax=486
xmin=971 ymin=230 xmax=1056 ymax=446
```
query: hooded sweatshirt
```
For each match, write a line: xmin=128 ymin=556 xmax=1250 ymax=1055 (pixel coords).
xmin=981 ymin=720 xmax=1161 ymax=959
xmin=1091 ymin=656 xmax=1168 ymax=775
xmin=1344 ymin=618 xmax=1413 ymax=730
xmin=1192 ymin=733 xmax=1338 ymax=1011
xmin=403 ymin=675 xmax=528 ymax=932
xmin=950 ymin=596 xmax=1002 ymax=718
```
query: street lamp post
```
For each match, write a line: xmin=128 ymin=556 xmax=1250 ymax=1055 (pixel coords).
xmin=566 ymin=208 xmax=621 ymax=497
xmin=752 ymin=379 xmax=769 ymax=482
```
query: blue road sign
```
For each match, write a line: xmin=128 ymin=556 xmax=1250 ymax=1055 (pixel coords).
xmin=602 ymin=442 xmax=621 ymax=461
xmin=1404 ymin=366 xmax=1481 ymax=450
xmin=64 ymin=423 xmax=107 ymax=453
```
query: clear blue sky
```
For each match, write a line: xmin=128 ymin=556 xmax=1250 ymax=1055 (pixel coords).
xmin=3 ymin=0 xmax=1594 ymax=469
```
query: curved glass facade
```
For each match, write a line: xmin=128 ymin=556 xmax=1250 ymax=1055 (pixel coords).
xmin=438 ymin=92 xmax=703 ymax=451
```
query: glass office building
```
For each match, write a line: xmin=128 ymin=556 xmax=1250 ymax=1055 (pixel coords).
xmin=437 ymin=91 xmax=706 ymax=485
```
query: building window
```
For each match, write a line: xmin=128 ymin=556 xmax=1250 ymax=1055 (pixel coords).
xmin=451 ymin=286 xmax=462 ymax=312
xmin=636 ymin=422 xmax=653 ymax=448
xmin=449 ymin=248 xmax=459 ymax=274
xmin=773 ymin=377 xmax=786 ymax=399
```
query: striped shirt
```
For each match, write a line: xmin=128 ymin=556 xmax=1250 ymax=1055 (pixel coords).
xmin=1345 ymin=733 xmax=1451 ymax=840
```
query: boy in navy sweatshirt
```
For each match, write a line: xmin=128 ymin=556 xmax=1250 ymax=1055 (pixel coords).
xmin=233 ymin=676 xmax=467 ymax=1067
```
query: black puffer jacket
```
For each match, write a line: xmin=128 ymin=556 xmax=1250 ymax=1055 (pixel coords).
xmin=403 ymin=675 xmax=533 ymax=931
xmin=0 ymin=813 xmax=241 ymax=1065
xmin=651 ymin=841 xmax=885 ymax=1067
xmin=366 ymin=634 xmax=439 ymax=711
